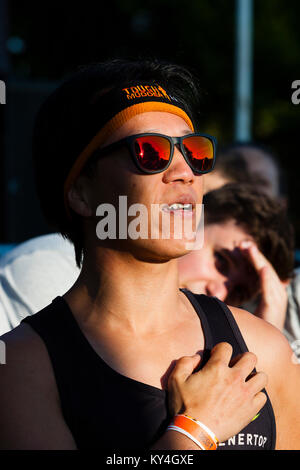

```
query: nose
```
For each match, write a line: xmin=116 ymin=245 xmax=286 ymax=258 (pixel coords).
xmin=205 ymin=279 xmax=228 ymax=301
xmin=162 ymin=144 xmax=195 ymax=184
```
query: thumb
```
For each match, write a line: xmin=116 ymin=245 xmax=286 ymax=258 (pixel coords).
xmin=170 ymin=354 xmax=202 ymax=383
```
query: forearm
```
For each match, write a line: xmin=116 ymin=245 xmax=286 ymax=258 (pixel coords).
xmin=150 ymin=430 xmax=200 ymax=450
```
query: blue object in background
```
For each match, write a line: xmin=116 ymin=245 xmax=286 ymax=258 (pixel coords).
xmin=0 ymin=244 xmax=16 ymax=257
xmin=295 ymin=250 xmax=300 ymax=267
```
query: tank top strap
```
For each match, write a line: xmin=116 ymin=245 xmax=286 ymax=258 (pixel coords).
xmin=182 ymin=290 xmax=249 ymax=356
xmin=181 ymin=289 xmax=277 ymax=450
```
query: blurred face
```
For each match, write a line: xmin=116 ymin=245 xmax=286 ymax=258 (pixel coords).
xmin=178 ymin=219 xmax=258 ymax=305
xmin=84 ymin=111 xmax=204 ymax=261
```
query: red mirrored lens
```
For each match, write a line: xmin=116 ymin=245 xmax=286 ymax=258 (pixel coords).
xmin=183 ymin=136 xmax=214 ymax=172
xmin=134 ymin=136 xmax=171 ymax=172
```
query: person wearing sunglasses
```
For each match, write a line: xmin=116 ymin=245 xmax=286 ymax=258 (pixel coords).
xmin=0 ymin=58 xmax=299 ymax=451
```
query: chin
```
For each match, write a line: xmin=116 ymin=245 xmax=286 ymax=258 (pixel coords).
xmin=129 ymin=237 xmax=195 ymax=263
xmin=183 ymin=284 xmax=206 ymax=295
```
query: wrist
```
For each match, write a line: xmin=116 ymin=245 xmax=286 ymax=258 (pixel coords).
xmin=167 ymin=414 xmax=219 ymax=451
xmin=150 ymin=429 xmax=200 ymax=450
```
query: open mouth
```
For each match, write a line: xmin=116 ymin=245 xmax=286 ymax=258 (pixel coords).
xmin=161 ymin=203 xmax=194 ymax=213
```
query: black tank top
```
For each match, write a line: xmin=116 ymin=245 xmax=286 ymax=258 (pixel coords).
xmin=21 ymin=289 xmax=276 ymax=450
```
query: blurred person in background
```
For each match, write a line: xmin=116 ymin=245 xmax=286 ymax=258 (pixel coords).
xmin=204 ymin=142 xmax=287 ymax=205
xmin=179 ymin=183 xmax=300 ymax=348
xmin=201 ymin=141 xmax=299 ymax=344
xmin=0 ymin=234 xmax=79 ymax=335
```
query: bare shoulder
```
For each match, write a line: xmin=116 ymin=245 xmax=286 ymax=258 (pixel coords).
xmin=0 ymin=322 xmax=55 ymax=386
xmin=0 ymin=323 xmax=77 ymax=449
xmin=229 ymin=305 xmax=300 ymax=450
xmin=228 ymin=306 xmax=293 ymax=370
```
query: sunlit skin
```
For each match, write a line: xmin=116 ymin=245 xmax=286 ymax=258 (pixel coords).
xmin=73 ymin=112 xmax=202 ymax=263
xmin=64 ymin=111 xmax=207 ymax=389
xmin=67 ymin=112 xmax=298 ymax=439
xmin=67 ymin=126 xmax=300 ymax=451
xmin=1 ymin=112 xmax=300 ymax=451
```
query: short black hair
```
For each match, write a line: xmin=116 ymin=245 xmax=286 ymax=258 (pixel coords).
xmin=203 ymin=182 xmax=295 ymax=281
xmin=32 ymin=57 xmax=203 ymax=267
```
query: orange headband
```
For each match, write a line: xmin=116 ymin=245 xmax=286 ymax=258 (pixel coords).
xmin=63 ymin=101 xmax=194 ymax=215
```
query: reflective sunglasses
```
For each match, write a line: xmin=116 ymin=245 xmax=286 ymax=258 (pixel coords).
xmin=92 ymin=132 xmax=217 ymax=174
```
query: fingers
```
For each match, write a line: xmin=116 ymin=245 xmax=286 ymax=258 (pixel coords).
xmin=240 ymin=241 xmax=269 ymax=273
xmin=239 ymin=242 xmax=278 ymax=298
xmin=246 ymin=370 xmax=268 ymax=394
xmin=232 ymin=356 xmax=268 ymax=419
xmin=246 ymin=369 xmax=268 ymax=418
xmin=259 ymin=265 xmax=272 ymax=290
xmin=260 ymin=264 xmax=285 ymax=295
xmin=207 ymin=342 xmax=233 ymax=366
xmin=231 ymin=351 xmax=257 ymax=377
xmin=252 ymin=391 xmax=268 ymax=414
xmin=169 ymin=354 xmax=202 ymax=383
xmin=230 ymin=352 xmax=268 ymax=395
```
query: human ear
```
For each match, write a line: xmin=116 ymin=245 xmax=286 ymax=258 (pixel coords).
xmin=67 ymin=175 xmax=93 ymax=217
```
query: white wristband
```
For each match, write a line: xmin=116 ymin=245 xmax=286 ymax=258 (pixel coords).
xmin=167 ymin=424 xmax=205 ymax=450
xmin=176 ymin=414 xmax=219 ymax=446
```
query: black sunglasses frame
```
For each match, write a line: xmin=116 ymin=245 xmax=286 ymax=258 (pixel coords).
xmin=92 ymin=132 xmax=217 ymax=175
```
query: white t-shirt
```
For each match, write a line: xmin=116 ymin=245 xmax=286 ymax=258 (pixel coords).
xmin=285 ymin=267 xmax=300 ymax=356
xmin=0 ymin=233 xmax=80 ymax=335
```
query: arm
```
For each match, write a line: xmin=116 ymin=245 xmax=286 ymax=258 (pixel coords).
xmin=0 ymin=324 xmax=77 ymax=450
xmin=0 ymin=325 xmax=267 ymax=450
xmin=1 ymin=324 xmax=197 ymax=451
xmin=1 ymin=325 xmax=198 ymax=451
xmin=152 ymin=343 xmax=267 ymax=449
xmin=230 ymin=305 xmax=300 ymax=450
xmin=151 ymin=430 xmax=201 ymax=450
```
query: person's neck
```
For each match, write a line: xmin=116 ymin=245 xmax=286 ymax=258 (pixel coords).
xmin=63 ymin=246 xmax=188 ymax=335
